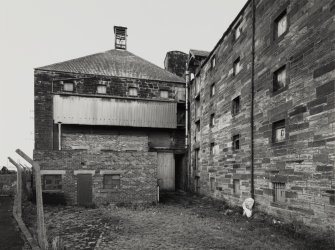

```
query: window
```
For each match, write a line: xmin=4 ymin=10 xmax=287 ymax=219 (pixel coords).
xmin=210 ymin=113 xmax=215 ymax=127
xmin=273 ymin=182 xmax=285 ymax=202
xmin=43 ymin=175 xmax=62 ymax=191
xmin=194 ymin=148 xmax=200 ymax=170
xmin=234 ymin=21 xmax=242 ymax=41
xmin=103 ymin=174 xmax=120 ymax=189
xmin=233 ymin=179 xmax=240 ymax=195
xmin=273 ymin=119 xmax=286 ymax=143
xmin=195 ymin=120 xmax=200 ymax=132
xmin=129 ymin=87 xmax=138 ymax=97
xmin=232 ymin=96 xmax=241 ymax=115
xmin=195 ymin=77 xmax=201 ymax=96
xmin=232 ymin=134 xmax=240 ymax=151
xmin=210 ymin=177 xmax=215 ymax=192
xmin=233 ymin=57 xmax=241 ymax=76
xmin=195 ymin=99 xmax=201 ymax=119
xmin=63 ymin=82 xmax=74 ymax=92
xmin=97 ymin=85 xmax=107 ymax=94
xmin=160 ymin=90 xmax=169 ymax=99
xmin=275 ymin=10 xmax=287 ymax=39
xmin=211 ymin=56 xmax=216 ymax=69
xmin=210 ymin=143 xmax=215 ymax=155
xmin=273 ymin=66 xmax=287 ymax=92
xmin=210 ymin=83 xmax=216 ymax=97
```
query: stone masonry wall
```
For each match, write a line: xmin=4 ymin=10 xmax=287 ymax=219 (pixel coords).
xmin=253 ymin=0 xmax=335 ymax=230
xmin=61 ymin=127 xmax=149 ymax=152
xmin=34 ymin=70 xmax=185 ymax=151
xmin=34 ymin=150 xmax=158 ymax=205
xmin=190 ymin=2 xmax=253 ymax=205
xmin=189 ymin=0 xmax=335 ymax=231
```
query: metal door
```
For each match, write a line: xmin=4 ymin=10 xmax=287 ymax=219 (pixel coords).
xmin=157 ymin=153 xmax=175 ymax=191
xmin=77 ymin=174 xmax=92 ymax=206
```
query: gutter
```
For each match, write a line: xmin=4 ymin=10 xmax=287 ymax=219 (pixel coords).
xmin=250 ymin=0 xmax=256 ymax=199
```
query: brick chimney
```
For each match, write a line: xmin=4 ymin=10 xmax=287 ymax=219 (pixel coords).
xmin=114 ymin=26 xmax=127 ymax=50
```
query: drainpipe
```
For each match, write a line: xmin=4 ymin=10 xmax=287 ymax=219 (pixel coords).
xmin=250 ymin=0 xmax=256 ymax=199
xmin=58 ymin=122 xmax=62 ymax=151
xmin=185 ymin=66 xmax=190 ymax=190
xmin=185 ymin=68 xmax=190 ymax=149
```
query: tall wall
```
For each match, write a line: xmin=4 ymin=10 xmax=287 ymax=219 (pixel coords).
xmin=189 ymin=0 xmax=335 ymax=231
xmin=253 ymin=0 xmax=335 ymax=230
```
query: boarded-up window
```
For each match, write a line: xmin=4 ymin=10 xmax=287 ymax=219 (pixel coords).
xmin=273 ymin=66 xmax=287 ymax=92
xmin=233 ymin=57 xmax=241 ymax=75
xmin=210 ymin=113 xmax=215 ymax=127
xmin=103 ymin=174 xmax=120 ymax=189
xmin=43 ymin=175 xmax=62 ymax=191
xmin=63 ymin=82 xmax=74 ymax=92
xmin=233 ymin=179 xmax=240 ymax=195
xmin=232 ymin=96 xmax=241 ymax=115
xmin=210 ymin=83 xmax=215 ymax=97
xmin=233 ymin=134 xmax=240 ymax=150
xmin=273 ymin=119 xmax=286 ymax=143
xmin=97 ymin=85 xmax=107 ymax=94
xmin=234 ymin=21 xmax=242 ymax=41
xmin=273 ymin=182 xmax=285 ymax=202
xmin=275 ymin=10 xmax=287 ymax=38
xmin=129 ymin=87 xmax=138 ymax=97
xmin=160 ymin=90 xmax=169 ymax=99
xmin=211 ymin=56 xmax=216 ymax=69
xmin=210 ymin=143 xmax=215 ymax=155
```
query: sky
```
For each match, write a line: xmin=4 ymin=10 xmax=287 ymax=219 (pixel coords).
xmin=0 ymin=0 xmax=247 ymax=170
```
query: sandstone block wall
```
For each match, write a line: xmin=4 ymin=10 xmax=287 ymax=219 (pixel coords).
xmin=189 ymin=0 xmax=335 ymax=230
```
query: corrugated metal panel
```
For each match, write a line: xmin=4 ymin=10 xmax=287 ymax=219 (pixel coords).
xmin=53 ymin=95 xmax=177 ymax=128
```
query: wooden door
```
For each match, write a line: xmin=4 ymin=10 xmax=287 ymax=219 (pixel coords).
xmin=157 ymin=153 xmax=175 ymax=191
xmin=77 ymin=174 xmax=92 ymax=206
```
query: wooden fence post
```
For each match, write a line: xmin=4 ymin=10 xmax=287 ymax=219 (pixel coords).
xmin=16 ymin=149 xmax=48 ymax=250
xmin=8 ymin=157 xmax=23 ymax=216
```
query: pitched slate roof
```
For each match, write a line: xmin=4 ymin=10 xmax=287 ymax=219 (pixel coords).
xmin=36 ymin=49 xmax=184 ymax=83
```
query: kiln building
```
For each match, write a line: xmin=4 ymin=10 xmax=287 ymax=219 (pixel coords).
xmin=34 ymin=26 xmax=187 ymax=206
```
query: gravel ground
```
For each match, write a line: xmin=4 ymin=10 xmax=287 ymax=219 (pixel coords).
xmin=41 ymin=192 xmax=334 ymax=250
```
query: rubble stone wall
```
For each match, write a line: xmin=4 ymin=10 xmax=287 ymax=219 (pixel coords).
xmin=34 ymin=150 xmax=158 ymax=205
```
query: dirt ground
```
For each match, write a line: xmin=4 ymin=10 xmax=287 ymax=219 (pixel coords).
xmin=0 ymin=196 xmax=26 ymax=250
xmin=35 ymin=192 xmax=334 ymax=250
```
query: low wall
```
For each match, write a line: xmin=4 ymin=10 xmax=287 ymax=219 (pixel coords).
xmin=34 ymin=150 xmax=158 ymax=205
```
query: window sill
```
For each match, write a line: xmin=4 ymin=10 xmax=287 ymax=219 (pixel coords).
xmin=271 ymin=141 xmax=286 ymax=147
xmin=42 ymin=190 xmax=64 ymax=193
xmin=271 ymin=85 xmax=288 ymax=97
xmin=100 ymin=189 xmax=120 ymax=193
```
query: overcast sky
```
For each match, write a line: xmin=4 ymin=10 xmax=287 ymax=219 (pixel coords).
xmin=0 ymin=0 xmax=247 ymax=169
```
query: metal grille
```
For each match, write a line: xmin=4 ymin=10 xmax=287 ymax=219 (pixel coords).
xmin=273 ymin=182 xmax=285 ymax=202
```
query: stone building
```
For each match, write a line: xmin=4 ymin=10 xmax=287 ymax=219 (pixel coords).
xmin=34 ymin=26 xmax=187 ymax=206
xmin=188 ymin=0 xmax=334 ymax=230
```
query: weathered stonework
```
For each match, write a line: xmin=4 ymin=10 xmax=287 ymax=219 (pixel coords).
xmin=34 ymin=150 xmax=158 ymax=205
xmin=189 ymin=0 xmax=335 ymax=231
xmin=34 ymin=52 xmax=186 ymax=204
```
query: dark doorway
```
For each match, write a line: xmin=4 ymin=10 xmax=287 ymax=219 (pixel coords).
xmin=175 ymin=154 xmax=186 ymax=191
xmin=77 ymin=174 xmax=92 ymax=206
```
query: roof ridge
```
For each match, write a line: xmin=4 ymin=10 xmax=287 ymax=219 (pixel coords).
xmin=35 ymin=49 xmax=184 ymax=83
